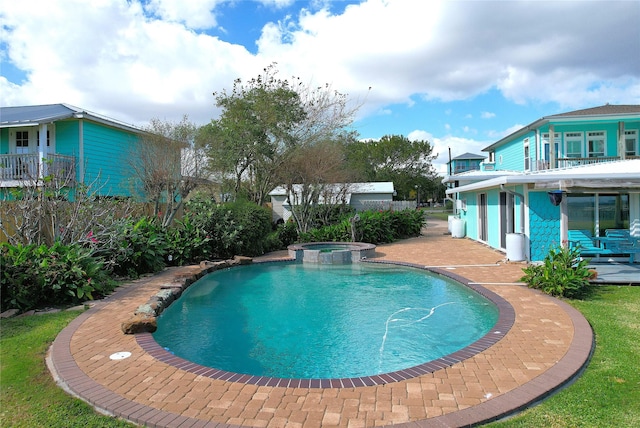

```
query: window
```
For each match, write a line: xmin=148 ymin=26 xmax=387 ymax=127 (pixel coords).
xmin=565 ymin=132 xmax=583 ymax=158
xmin=625 ymin=130 xmax=638 ymax=156
xmin=37 ymin=130 xmax=51 ymax=147
xmin=16 ymin=130 xmax=30 ymax=154
xmin=587 ymin=131 xmax=605 ymax=157
xmin=542 ymin=132 xmax=560 ymax=168
xmin=523 ymin=139 xmax=530 ymax=170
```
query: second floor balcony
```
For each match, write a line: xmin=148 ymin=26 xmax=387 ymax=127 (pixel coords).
xmin=0 ymin=153 xmax=77 ymax=187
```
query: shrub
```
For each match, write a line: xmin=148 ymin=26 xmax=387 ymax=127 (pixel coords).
xmin=298 ymin=209 xmax=425 ymax=244
xmin=520 ymin=246 xmax=592 ymax=298
xmin=172 ymin=197 xmax=274 ymax=260
xmin=110 ymin=217 xmax=167 ymax=278
xmin=165 ymin=215 xmax=213 ymax=265
xmin=1 ymin=242 xmax=115 ymax=312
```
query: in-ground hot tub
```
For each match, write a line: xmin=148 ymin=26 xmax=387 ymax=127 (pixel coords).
xmin=287 ymin=242 xmax=376 ymax=264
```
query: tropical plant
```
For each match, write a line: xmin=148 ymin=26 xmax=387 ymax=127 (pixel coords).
xmin=520 ymin=246 xmax=592 ymax=298
xmin=1 ymin=242 xmax=115 ymax=311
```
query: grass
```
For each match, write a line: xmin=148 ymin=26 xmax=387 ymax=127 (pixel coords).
xmin=1 ymin=286 xmax=637 ymax=427
xmin=0 ymin=310 xmax=134 ymax=427
xmin=489 ymin=285 xmax=640 ymax=427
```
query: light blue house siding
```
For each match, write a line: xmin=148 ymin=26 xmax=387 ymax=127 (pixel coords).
xmin=460 ymin=192 xmax=478 ymax=239
xmin=81 ymin=121 xmax=138 ymax=197
xmin=528 ymin=191 xmax=561 ymax=261
xmin=493 ymin=132 xmax=534 ymax=171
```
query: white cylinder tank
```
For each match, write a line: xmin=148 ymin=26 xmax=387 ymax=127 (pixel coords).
xmin=447 ymin=215 xmax=456 ymax=233
xmin=506 ymin=233 xmax=525 ymax=261
xmin=451 ymin=218 xmax=466 ymax=238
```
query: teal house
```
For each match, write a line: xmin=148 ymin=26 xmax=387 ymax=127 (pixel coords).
xmin=444 ymin=105 xmax=640 ymax=263
xmin=0 ymin=104 xmax=145 ymax=198
xmin=447 ymin=152 xmax=485 ymax=175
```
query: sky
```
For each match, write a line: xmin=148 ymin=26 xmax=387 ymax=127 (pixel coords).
xmin=1 ymin=0 xmax=639 ymax=174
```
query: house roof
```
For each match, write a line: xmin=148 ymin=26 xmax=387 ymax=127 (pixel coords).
xmin=450 ymin=152 xmax=486 ymax=161
xmin=482 ymin=104 xmax=640 ymax=152
xmin=446 ymin=159 xmax=640 ymax=194
xmin=0 ymin=103 xmax=144 ymax=134
xmin=269 ymin=182 xmax=395 ymax=197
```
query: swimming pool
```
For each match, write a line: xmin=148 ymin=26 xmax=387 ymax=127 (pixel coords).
xmin=153 ymin=262 xmax=499 ymax=380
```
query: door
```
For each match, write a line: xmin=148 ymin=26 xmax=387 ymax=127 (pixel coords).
xmin=478 ymin=193 xmax=488 ymax=242
xmin=500 ymin=192 xmax=515 ymax=249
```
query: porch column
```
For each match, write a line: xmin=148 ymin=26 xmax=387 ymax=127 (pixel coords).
xmin=559 ymin=181 xmax=568 ymax=248
xmin=618 ymin=122 xmax=626 ymax=160
xmin=549 ymin=125 xmax=555 ymax=169
xmin=38 ymin=123 xmax=47 ymax=179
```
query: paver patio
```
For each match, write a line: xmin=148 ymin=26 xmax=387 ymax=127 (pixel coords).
xmin=48 ymin=218 xmax=593 ymax=427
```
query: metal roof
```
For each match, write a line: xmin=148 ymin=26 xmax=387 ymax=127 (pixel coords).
xmin=446 ymin=159 xmax=640 ymax=194
xmin=0 ymin=103 xmax=144 ymax=133
xmin=450 ymin=152 xmax=486 ymax=161
xmin=269 ymin=182 xmax=395 ymax=196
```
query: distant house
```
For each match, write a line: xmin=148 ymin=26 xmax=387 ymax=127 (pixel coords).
xmin=443 ymin=104 xmax=640 ymax=262
xmin=269 ymin=182 xmax=396 ymax=223
xmin=0 ymin=104 xmax=149 ymax=198
xmin=448 ymin=152 xmax=486 ymax=175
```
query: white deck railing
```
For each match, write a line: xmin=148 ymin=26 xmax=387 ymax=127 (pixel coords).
xmin=0 ymin=153 xmax=76 ymax=184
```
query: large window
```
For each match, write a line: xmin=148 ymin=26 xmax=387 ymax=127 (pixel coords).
xmin=565 ymin=132 xmax=583 ymax=158
xmin=587 ymin=131 xmax=605 ymax=157
xmin=625 ymin=130 xmax=638 ymax=156
xmin=568 ymin=193 xmax=629 ymax=237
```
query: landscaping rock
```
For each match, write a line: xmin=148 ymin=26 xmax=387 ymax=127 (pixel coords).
xmin=231 ymin=255 xmax=253 ymax=265
xmin=0 ymin=309 xmax=19 ymax=318
xmin=121 ymin=314 xmax=157 ymax=334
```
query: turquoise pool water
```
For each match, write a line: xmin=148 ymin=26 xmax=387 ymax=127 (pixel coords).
xmin=153 ymin=262 xmax=499 ymax=379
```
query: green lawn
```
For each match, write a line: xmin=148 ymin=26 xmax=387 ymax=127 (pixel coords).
xmin=1 ymin=286 xmax=638 ymax=427
xmin=0 ymin=310 xmax=134 ymax=427
xmin=489 ymin=285 xmax=640 ymax=427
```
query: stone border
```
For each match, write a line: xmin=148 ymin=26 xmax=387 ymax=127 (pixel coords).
xmin=135 ymin=259 xmax=515 ymax=388
xmin=120 ymin=256 xmax=253 ymax=334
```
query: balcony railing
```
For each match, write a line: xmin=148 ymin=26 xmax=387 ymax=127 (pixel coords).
xmin=0 ymin=153 xmax=76 ymax=185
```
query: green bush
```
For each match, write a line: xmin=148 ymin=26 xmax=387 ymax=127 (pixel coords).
xmin=298 ymin=209 xmax=425 ymax=244
xmin=172 ymin=197 xmax=274 ymax=260
xmin=520 ymin=246 xmax=593 ymax=298
xmin=1 ymin=242 xmax=115 ymax=312
xmin=165 ymin=215 xmax=213 ymax=265
xmin=110 ymin=217 xmax=167 ymax=278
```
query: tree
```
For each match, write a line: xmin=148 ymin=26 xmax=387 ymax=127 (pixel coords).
xmin=199 ymin=63 xmax=364 ymax=207
xmin=281 ymin=139 xmax=358 ymax=233
xmin=344 ymin=135 xmax=438 ymax=201
xmin=129 ymin=116 xmax=202 ymax=228
xmin=198 ymin=64 xmax=307 ymax=205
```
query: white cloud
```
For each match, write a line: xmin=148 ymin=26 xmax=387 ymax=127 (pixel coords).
xmin=408 ymin=129 xmax=489 ymax=176
xmin=481 ymin=112 xmax=495 ymax=119
xmin=1 ymin=0 xmax=638 ymax=132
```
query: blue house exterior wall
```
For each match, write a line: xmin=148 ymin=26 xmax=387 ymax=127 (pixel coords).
xmin=81 ymin=120 xmax=138 ymax=197
xmin=493 ymin=131 xmax=534 ymax=172
xmin=528 ymin=191 xmax=561 ymax=261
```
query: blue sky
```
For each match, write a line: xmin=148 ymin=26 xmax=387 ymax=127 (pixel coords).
xmin=1 ymin=0 xmax=639 ymax=174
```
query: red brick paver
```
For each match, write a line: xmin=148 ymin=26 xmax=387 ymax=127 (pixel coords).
xmin=48 ymin=218 xmax=593 ymax=427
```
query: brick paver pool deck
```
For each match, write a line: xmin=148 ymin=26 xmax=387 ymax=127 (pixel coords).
xmin=48 ymin=219 xmax=593 ymax=427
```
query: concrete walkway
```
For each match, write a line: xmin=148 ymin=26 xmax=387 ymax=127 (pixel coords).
xmin=48 ymin=218 xmax=594 ymax=427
